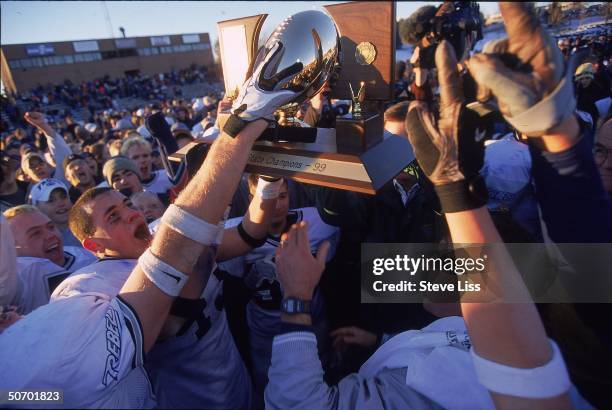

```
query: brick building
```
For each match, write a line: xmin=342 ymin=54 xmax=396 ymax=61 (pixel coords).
xmin=1 ymin=33 xmax=214 ymax=94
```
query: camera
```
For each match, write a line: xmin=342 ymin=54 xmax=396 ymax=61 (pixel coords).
xmin=415 ymin=1 xmax=483 ymax=69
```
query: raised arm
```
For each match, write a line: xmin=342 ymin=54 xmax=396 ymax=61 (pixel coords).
xmin=23 ymin=112 xmax=72 ymax=183
xmin=216 ymin=177 xmax=280 ymax=262
xmin=465 ymin=3 xmax=612 ymax=244
xmin=118 ymin=120 xmax=267 ymax=352
xmin=117 ymin=39 xmax=298 ymax=353
xmin=403 ymin=22 xmax=571 ymax=408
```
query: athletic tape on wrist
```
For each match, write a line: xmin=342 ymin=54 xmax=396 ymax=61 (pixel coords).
xmin=161 ymin=204 xmax=219 ymax=246
xmin=470 ymin=340 xmax=571 ymax=399
xmin=214 ymin=206 xmax=231 ymax=246
xmin=256 ymin=177 xmax=283 ymax=199
xmin=138 ymin=249 xmax=189 ymax=297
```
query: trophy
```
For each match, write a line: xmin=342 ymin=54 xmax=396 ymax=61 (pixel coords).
xmin=169 ymin=1 xmax=412 ymax=194
xmin=349 ymin=81 xmax=365 ymax=118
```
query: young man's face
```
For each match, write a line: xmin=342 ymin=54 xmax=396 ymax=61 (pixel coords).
xmin=37 ymin=188 xmax=72 ymax=226
xmin=270 ymin=183 xmax=290 ymax=232
xmin=9 ymin=211 xmax=64 ymax=266
xmin=84 ymin=190 xmax=151 ymax=259
xmin=132 ymin=193 xmax=165 ymax=223
xmin=66 ymin=159 xmax=94 ymax=188
xmin=27 ymin=156 xmax=51 ymax=182
xmin=111 ymin=169 xmax=143 ymax=194
xmin=126 ymin=144 xmax=152 ymax=180
xmin=578 ymin=76 xmax=593 ymax=88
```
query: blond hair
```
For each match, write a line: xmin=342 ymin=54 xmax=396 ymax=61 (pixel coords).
xmin=120 ymin=135 xmax=152 ymax=157
xmin=3 ymin=204 xmax=40 ymax=221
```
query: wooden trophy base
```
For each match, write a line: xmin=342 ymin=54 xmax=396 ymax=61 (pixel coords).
xmin=169 ymin=127 xmax=413 ymax=194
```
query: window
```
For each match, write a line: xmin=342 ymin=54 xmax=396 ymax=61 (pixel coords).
xmin=118 ymin=49 xmax=137 ymax=58
xmin=192 ymin=43 xmax=211 ymax=51
xmin=101 ymin=50 xmax=119 ymax=60
xmin=138 ymin=47 xmax=152 ymax=56
xmin=8 ymin=60 xmax=21 ymax=69
xmin=75 ymin=52 xmax=102 ymax=62
xmin=160 ymin=46 xmax=173 ymax=54
xmin=31 ymin=58 xmax=44 ymax=67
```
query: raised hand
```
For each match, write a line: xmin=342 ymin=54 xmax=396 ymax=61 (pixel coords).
xmin=275 ymin=221 xmax=330 ymax=301
xmin=223 ymin=41 xmax=302 ymax=137
xmin=466 ymin=3 xmax=572 ymax=137
xmin=24 ymin=112 xmax=53 ymax=135
xmin=404 ymin=40 xmax=486 ymax=213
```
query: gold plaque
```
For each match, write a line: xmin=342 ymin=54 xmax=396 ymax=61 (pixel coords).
xmin=355 ymin=42 xmax=377 ymax=65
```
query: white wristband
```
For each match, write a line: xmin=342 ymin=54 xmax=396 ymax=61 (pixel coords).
xmin=256 ymin=178 xmax=283 ymax=199
xmin=214 ymin=206 xmax=231 ymax=246
xmin=138 ymin=249 xmax=189 ymax=297
xmin=161 ymin=204 xmax=220 ymax=246
xmin=471 ymin=339 xmax=571 ymax=399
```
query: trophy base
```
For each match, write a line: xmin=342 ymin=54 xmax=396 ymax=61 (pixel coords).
xmin=335 ymin=113 xmax=383 ymax=155
xmin=169 ymin=134 xmax=413 ymax=195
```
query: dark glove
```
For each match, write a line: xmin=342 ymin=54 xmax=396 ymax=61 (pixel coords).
xmin=405 ymin=40 xmax=487 ymax=214
xmin=466 ymin=3 xmax=574 ymax=136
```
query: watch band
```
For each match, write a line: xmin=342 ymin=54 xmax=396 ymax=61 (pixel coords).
xmin=281 ymin=297 xmax=311 ymax=315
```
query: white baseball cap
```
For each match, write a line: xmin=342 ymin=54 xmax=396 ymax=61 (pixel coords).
xmin=84 ymin=123 xmax=98 ymax=133
xmin=29 ymin=178 xmax=69 ymax=205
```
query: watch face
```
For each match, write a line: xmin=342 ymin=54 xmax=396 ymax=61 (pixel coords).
xmin=283 ymin=298 xmax=296 ymax=313
xmin=282 ymin=298 xmax=310 ymax=314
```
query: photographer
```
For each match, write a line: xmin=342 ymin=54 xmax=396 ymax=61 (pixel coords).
xmin=404 ymin=2 xmax=482 ymax=103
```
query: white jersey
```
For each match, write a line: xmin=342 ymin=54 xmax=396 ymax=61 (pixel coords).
xmin=12 ymin=247 xmax=96 ymax=314
xmin=220 ymin=207 xmax=339 ymax=404
xmin=52 ymin=257 xmax=251 ymax=410
xmin=0 ymin=293 xmax=155 ymax=408
xmin=141 ymin=170 xmax=173 ymax=194
xmin=222 ymin=207 xmax=339 ymax=292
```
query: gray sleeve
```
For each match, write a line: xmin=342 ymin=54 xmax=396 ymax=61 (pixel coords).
xmin=265 ymin=332 xmax=338 ymax=410
xmin=47 ymin=131 xmax=72 ymax=183
xmin=265 ymin=331 xmax=436 ymax=410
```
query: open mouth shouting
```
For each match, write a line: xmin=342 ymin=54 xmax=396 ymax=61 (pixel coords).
xmin=44 ymin=242 xmax=63 ymax=264
xmin=134 ymin=221 xmax=152 ymax=242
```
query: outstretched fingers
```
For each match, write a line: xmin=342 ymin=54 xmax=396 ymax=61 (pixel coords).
xmin=435 ymin=40 xmax=464 ymax=110
xmin=499 ymin=2 xmax=563 ymax=92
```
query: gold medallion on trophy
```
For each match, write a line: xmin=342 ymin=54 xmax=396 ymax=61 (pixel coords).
xmin=355 ymin=41 xmax=377 ymax=65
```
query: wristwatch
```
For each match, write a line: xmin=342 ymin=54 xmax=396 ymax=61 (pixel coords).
xmin=281 ymin=297 xmax=311 ymax=315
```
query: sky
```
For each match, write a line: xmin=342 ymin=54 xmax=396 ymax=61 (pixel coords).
xmin=1 ymin=1 xmax=505 ymax=48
